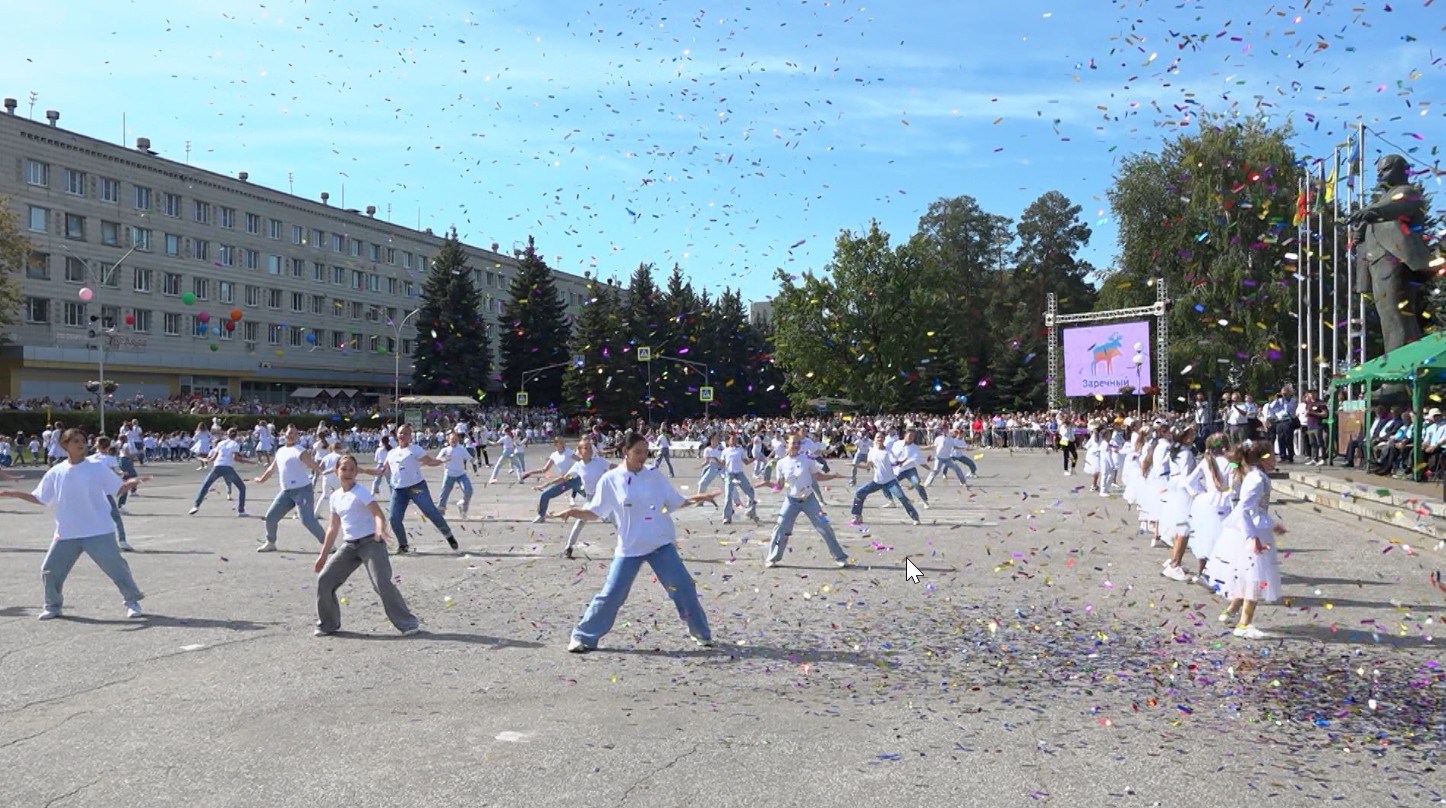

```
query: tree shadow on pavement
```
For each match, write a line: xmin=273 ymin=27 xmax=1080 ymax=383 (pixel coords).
xmin=601 ymin=643 xmax=886 ymax=666
xmin=1268 ymin=623 xmax=1439 ymax=648
xmin=337 ymin=630 xmax=544 ymax=649
xmin=1281 ymin=573 xmax=1393 ymax=587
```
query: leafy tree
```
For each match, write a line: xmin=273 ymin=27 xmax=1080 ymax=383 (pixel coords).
xmin=1104 ymin=116 xmax=1302 ymax=401
xmin=563 ymin=278 xmax=630 ymax=422
xmin=411 ymin=229 xmax=492 ymax=399
xmin=0 ymin=200 xmax=30 ymax=336
xmin=498 ymin=236 xmax=571 ymax=408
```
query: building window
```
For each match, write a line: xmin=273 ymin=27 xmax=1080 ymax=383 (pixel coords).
xmin=101 ymin=264 xmax=120 ymax=287
xmin=101 ymin=220 xmax=121 ymax=246
xmin=63 ymin=302 xmax=88 ymax=328
xmin=25 ymin=252 xmax=50 ymax=280
xmin=350 ymin=301 xmax=363 ymax=320
xmin=218 ymin=281 xmax=235 ymax=304
xmin=268 ymin=219 xmax=282 ymax=240
xmin=388 ymin=277 xmax=399 ymax=295
xmin=367 ymin=273 xmax=381 ymax=293
xmin=165 ymin=233 xmax=181 ymax=256
xmin=190 ymin=315 xmax=207 ymax=338
xmin=133 ymin=267 xmax=152 ymax=293
xmin=266 ymin=289 xmax=282 ymax=309
xmin=27 ymin=206 xmax=47 ymax=232
xmin=290 ymin=327 xmax=304 ymax=347
xmin=268 ymin=324 xmax=284 ymax=345
xmin=131 ymin=227 xmax=152 ymax=251
xmin=403 ymin=281 xmax=415 ymax=298
xmin=193 ymin=240 xmax=210 ymax=262
xmin=291 ymin=291 xmax=304 ymax=312
xmin=64 ymin=213 xmax=85 ymax=240
xmin=219 ymin=245 xmax=234 ymax=267
xmin=349 ymin=270 xmax=363 ymax=290
xmin=163 ymin=273 xmax=182 ymax=297
xmin=134 ymin=186 xmax=152 ymax=210
xmin=243 ymin=249 xmax=259 ymax=270
xmin=25 ymin=298 xmax=49 ymax=323
xmin=365 ymin=304 xmax=380 ymax=323
xmin=131 ymin=309 xmax=152 ymax=333
xmin=163 ymin=193 xmax=182 ymax=218
xmin=331 ymin=330 xmax=345 ymax=349
xmin=244 ymin=321 xmax=259 ymax=342
xmin=312 ymin=261 xmax=326 ymax=282
xmin=332 ymin=265 xmax=345 ymax=285
xmin=386 ymin=247 xmax=397 ymax=265
xmin=245 ymin=285 xmax=260 ymax=307
xmin=368 ymin=243 xmax=381 ymax=262
xmin=292 ymin=225 xmax=304 ymax=245
xmin=326 ymin=234 xmax=342 ymax=253
xmin=24 ymin=160 xmax=49 ymax=187
xmin=403 ymin=252 xmax=413 ymax=269
xmin=65 ymin=256 xmax=86 ymax=283
xmin=64 ymin=168 xmax=86 ymax=196
xmin=220 ymin=207 xmax=236 ymax=229
xmin=245 ymin=213 xmax=261 ymax=235
xmin=193 ymin=200 xmax=212 ymax=224
xmin=192 ymin=277 xmax=210 ymax=300
xmin=99 ymin=177 xmax=120 ymax=203
xmin=311 ymin=228 xmax=323 ymax=249
xmin=310 ymin=294 xmax=324 ymax=315
xmin=349 ymin=240 xmax=361 ymax=258
xmin=267 ymin=255 xmax=282 ymax=275
xmin=99 ymin=305 xmax=118 ymax=330
xmin=163 ymin=313 xmax=182 ymax=336
xmin=219 ymin=320 xmax=233 ymax=341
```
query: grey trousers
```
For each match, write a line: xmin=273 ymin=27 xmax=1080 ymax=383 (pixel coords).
xmin=316 ymin=538 xmax=418 ymax=633
xmin=42 ymin=533 xmax=144 ymax=612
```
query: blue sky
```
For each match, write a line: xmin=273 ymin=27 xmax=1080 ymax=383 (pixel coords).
xmin=5 ymin=1 xmax=1442 ymax=303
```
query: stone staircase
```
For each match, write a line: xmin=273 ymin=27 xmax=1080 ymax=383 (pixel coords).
xmin=1272 ymin=466 xmax=1446 ymax=541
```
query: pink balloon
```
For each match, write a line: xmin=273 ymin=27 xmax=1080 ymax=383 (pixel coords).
xmin=78 ymin=287 xmax=94 ymax=302
xmin=198 ymin=311 xmax=211 ymax=323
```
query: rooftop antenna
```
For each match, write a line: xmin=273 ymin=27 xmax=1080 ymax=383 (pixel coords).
xmin=27 ymin=91 xmax=37 ymax=120
xmin=184 ymin=140 xmax=192 ymax=164
xmin=288 ymin=172 xmax=294 ymax=195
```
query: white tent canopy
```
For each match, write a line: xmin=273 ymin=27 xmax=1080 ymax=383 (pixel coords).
xmin=398 ymin=395 xmax=480 ymax=406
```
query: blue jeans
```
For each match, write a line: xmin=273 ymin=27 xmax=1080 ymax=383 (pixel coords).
xmin=195 ymin=466 xmax=246 ymax=511
xmin=849 ymin=448 xmax=869 ymax=485
xmin=852 ymin=480 xmax=919 ymax=521
xmin=926 ymin=457 xmax=969 ymax=485
xmin=438 ymin=474 xmax=474 ymax=512
xmin=890 ymin=468 xmax=929 ymax=503
xmin=572 ymin=542 xmax=710 ymax=646
xmin=389 ymin=480 xmax=453 ymax=548
xmin=488 ymin=451 xmax=524 ymax=482
xmin=697 ymin=465 xmax=722 ymax=492
xmin=768 ymin=495 xmax=847 ymax=564
xmin=41 ymin=532 xmax=144 ymax=611
xmin=107 ymin=495 xmax=128 ymax=546
xmin=116 ymin=457 xmax=139 ymax=506
xmin=723 ymin=473 xmax=757 ymax=520
xmin=653 ymin=448 xmax=675 ymax=476
xmin=537 ymin=476 xmax=580 ymax=516
xmin=264 ymin=485 xmax=326 ymax=544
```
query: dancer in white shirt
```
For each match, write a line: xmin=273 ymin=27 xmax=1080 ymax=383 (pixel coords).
xmin=525 ymin=438 xmax=579 ymax=523
xmin=435 ymin=432 xmax=476 ymax=519
xmin=850 ymin=432 xmax=921 ymax=528
xmin=1203 ymin=442 xmax=1284 ymax=639
xmin=253 ymin=425 xmax=328 ymax=552
xmin=720 ymin=434 xmax=760 ymax=524
xmin=189 ymin=428 xmax=252 ymax=517
xmin=765 ymin=434 xmax=850 ymax=569
xmin=551 ymin=439 xmax=614 ymax=558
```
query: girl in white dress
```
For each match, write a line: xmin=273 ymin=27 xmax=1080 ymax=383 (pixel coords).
xmin=1137 ymin=426 xmax=1172 ymax=546
xmin=1205 ymin=441 xmax=1283 ymax=640
xmin=1186 ymin=435 xmax=1234 ymax=580
xmin=1121 ymin=427 xmax=1146 ymax=507
xmin=1159 ymin=425 xmax=1199 ymax=581
xmin=1082 ymin=426 xmax=1103 ymax=490
xmin=1099 ymin=426 xmax=1123 ymax=496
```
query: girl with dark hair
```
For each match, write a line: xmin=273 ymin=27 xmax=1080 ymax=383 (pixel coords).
xmin=1185 ymin=434 xmax=1234 ymax=581
xmin=1204 ymin=441 xmax=1284 ymax=639
xmin=1160 ymin=425 xmax=1199 ymax=582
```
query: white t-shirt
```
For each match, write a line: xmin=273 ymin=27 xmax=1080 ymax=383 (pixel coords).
xmin=194 ymin=431 xmax=213 ymax=454
xmin=892 ymin=443 xmax=923 ymax=472
xmin=721 ymin=446 xmax=748 ymax=474
xmin=439 ymin=445 xmax=471 ymax=477
xmin=570 ymin=456 xmax=611 ymax=496
xmin=933 ymin=435 xmax=953 ymax=459
xmin=775 ymin=454 xmax=821 ymax=500
xmin=319 ymin=451 xmax=342 ymax=481
xmin=868 ymin=446 xmax=898 ymax=484
xmin=702 ymin=446 xmax=723 ymax=468
xmin=213 ymin=439 xmax=241 ymax=468
xmin=385 ymin=444 xmax=427 ymax=488
xmin=586 ymin=466 xmax=686 ymax=558
xmin=33 ymin=459 xmax=123 ymax=540
xmin=548 ymin=449 xmax=577 ymax=477
xmin=88 ymin=452 xmax=121 ymax=473
xmin=275 ymin=445 xmax=313 ymax=490
xmin=330 ymin=483 xmax=379 ymax=542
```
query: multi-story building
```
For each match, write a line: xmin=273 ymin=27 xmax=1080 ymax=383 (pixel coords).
xmin=0 ymin=102 xmax=595 ymax=405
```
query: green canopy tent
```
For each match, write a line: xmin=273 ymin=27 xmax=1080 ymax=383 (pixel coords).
xmin=1330 ymin=330 xmax=1446 ymax=481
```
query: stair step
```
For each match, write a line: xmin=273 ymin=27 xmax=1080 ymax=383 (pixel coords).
xmin=1274 ymin=477 xmax=1446 ymax=540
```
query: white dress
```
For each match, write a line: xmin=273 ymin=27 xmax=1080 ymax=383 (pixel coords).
xmin=1137 ymin=440 xmax=1172 ymax=523
xmin=1121 ymin=445 xmax=1143 ymax=505
xmin=1187 ymin=456 xmax=1234 ymax=562
xmin=1205 ymin=469 xmax=1281 ymax=602
xmin=1159 ymin=446 xmax=1197 ymax=538
xmin=1082 ymin=437 xmax=1102 ymax=475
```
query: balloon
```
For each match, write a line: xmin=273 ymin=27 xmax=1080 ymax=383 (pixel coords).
xmin=223 ymin=320 xmax=235 ymax=332
xmin=275 ymin=350 xmax=285 ymax=357
xmin=209 ymin=343 xmax=219 ymax=352
xmin=124 ymin=314 xmax=135 ymax=326
xmin=230 ymin=309 xmax=243 ymax=321
xmin=197 ymin=311 xmax=211 ymax=323
xmin=305 ymin=332 xmax=317 ymax=343
xmin=181 ymin=292 xmax=196 ymax=305
xmin=78 ymin=287 xmax=94 ymax=302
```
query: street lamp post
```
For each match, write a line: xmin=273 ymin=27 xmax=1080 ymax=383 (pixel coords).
xmin=393 ymin=307 xmax=421 ymax=423
xmin=1131 ymin=349 xmax=1145 ymax=419
xmin=90 ymin=245 xmax=137 ymax=437
xmin=656 ymin=355 xmax=712 ymax=419
xmin=521 ymin=362 xmax=573 ymax=409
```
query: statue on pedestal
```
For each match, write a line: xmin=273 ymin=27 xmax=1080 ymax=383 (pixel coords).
xmin=1349 ymin=154 xmax=1432 ymax=359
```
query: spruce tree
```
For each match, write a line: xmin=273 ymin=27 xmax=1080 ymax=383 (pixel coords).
xmin=563 ymin=279 xmax=630 ymax=423
xmin=624 ymin=263 xmax=666 ymax=424
xmin=498 ymin=236 xmax=572 ymax=408
xmin=411 ymin=229 xmax=492 ymax=400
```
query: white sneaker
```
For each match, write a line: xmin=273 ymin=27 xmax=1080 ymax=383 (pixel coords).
xmin=530 ymin=515 xmax=545 ymax=524
xmin=119 ymin=507 xmax=132 ymax=515
xmin=567 ymin=637 xmax=593 ymax=654
xmin=118 ymin=540 xmax=134 ymax=552
xmin=188 ymin=506 xmax=199 ymax=515
xmin=921 ymin=501 xmax=931 ymax=510
xmin=1161 ymin=564 xmax=1190 ymax=582
xmin=237 ymin=511 xmax=250 ymax=518
xmin=38 ymin=608 xmax=61 ymax=620
xmin=256 ymin=541 xmax=277 ymax=553
xmin=1232 ymin=625 xmax=1268 ymax=640
xmin=911 ymin=519 xmax=922 ymax=526
xmin=226 ymin=492 xmax=233 ymax=501
xmin=1064 ymin=470 xmax=1072 ymax=476
xmin=764 ymin=559 xmax=778 ymax=568
xmin=882 ymin=501 xmax=896 ymax=509
xmin=125 ymin=602 xmax=144 ymax=619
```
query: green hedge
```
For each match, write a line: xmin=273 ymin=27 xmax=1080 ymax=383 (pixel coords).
xmin=0 ymin=410 xmax=366 ymax=438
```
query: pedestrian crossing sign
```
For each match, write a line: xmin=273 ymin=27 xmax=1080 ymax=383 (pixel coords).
xmin=699 ymin=386 xmax=714 ymax=402
xmin=516 ymin=392 xmax=529 ymax=406
xmin=637 ymin=347 xmax=652 ymax=362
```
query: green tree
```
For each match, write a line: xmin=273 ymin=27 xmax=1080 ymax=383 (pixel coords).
xmin=411 ymin=229 xmax=492 ymax=399
xmin=656 ymin=265 xmax=703 ymax=418
xmin=563 ymin=278 xmax=631 ymax=422
xmin=498 ymin=236 xmax=572 ymax=408
xmin=624 ymin=263 xmax=666 ymax=423
xmin=0 ymin=200 xmax=31 ymax=335
xmin=1105 ymin=116 xmax=1302 ymax=401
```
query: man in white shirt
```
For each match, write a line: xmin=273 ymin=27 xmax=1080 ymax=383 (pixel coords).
xmin=850 ymin=432 xmax=921 ymax=528
xmin=883 ymin=430 xmax=930 ymax=509
xmin=924 ymin=427 xmax=972 ymax=488
xmin=765 ymin=434 xmax=850 ymax=569
xmin=435 ymin=432 xmax=476 ymax=519
xmin=252 ymin=424 xmax=327 ymax=552
xmin=189 ymin=428 xmax=253 ymax=517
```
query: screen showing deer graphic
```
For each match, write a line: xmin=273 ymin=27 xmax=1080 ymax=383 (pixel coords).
xmin=1061 ymin=321 xmax=1151 ymax=398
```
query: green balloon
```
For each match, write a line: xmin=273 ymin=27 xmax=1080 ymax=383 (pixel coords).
xmin=181 ymin=292 xmax=197 ymax=305
xmin=209 ymin=343 xmax=219 ymax=352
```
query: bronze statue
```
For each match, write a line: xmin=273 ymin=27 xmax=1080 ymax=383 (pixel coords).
xmin=1349 ymin=154 xmax=1433 ymax=356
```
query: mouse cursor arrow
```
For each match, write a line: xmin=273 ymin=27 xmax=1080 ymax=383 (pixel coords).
xmin=904 ymin=557 xmax=923 ymax=584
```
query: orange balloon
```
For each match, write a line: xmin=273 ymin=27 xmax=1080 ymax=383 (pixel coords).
xmin=230 ymin=308 xmax=243 ymax=321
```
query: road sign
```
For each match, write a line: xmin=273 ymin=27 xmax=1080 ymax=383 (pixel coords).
xmin=516 ymin=391 xmax=530 ymax=406
xmin=637 ymin=346 xmax=652 ymax=362
xmin=699 ymin=386 xmax=714 ymax=402
xmin=572 ymin=354 xmax=585 ymax=368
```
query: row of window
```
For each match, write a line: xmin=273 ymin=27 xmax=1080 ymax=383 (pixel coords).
xmin=24 ymin=158 xmax=430 ymax=268
xmin=22 ymin=297 xmax=420 ymax=352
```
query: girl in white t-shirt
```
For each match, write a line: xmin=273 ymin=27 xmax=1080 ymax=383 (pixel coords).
xmin=313 ymin=455 xmax=420 ymax=636
xmin=435 ymin=432 xmax=475 ymax=519
xmin=1 ymin=428 xmax=146 ymax=620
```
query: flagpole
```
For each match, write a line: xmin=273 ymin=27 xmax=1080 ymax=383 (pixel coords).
xmin=1330 ymin=146 xmax=1341 ymax=385
xmin=1357 ymin=122 xmax=1368 ymax=366
xmin=1296 ymin=172 xmax=1307 ymax=400
xmin=1317 ymin=158 xmax=1328 ymax=395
